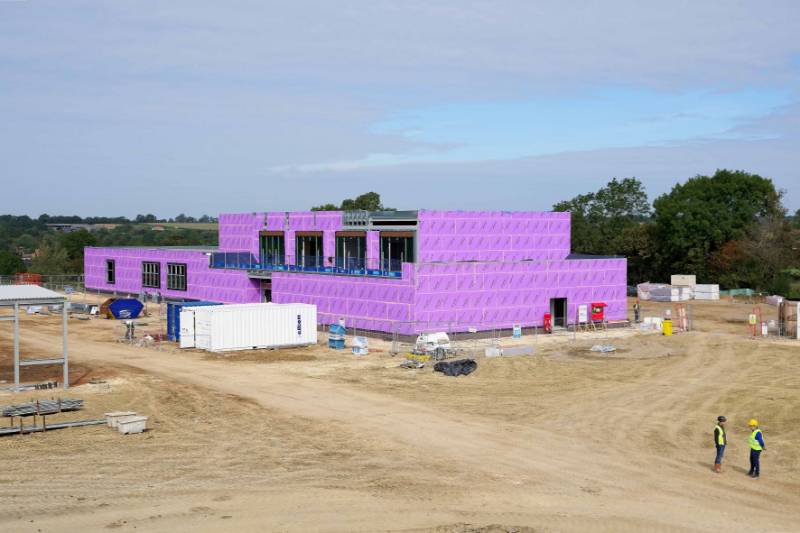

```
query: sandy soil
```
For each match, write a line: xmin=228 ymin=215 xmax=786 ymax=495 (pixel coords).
xmin=0 ymin=297 xmax=798 ymax=532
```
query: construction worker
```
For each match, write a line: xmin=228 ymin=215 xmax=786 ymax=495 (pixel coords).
xmin=747 ymin=419 xmax=765 ymax=478
xmin=713 ymin=416 xmax=727 ymax=473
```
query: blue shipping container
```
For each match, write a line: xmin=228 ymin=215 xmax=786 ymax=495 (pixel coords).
xmin=167 ymin=301 xmax=220 ymax=342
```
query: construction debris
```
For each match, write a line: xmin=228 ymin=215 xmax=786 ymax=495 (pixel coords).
xmin=590 ymin=344 xmax=617 ymax=353
xmin=400 ymin=359 xmax=425 ymax=369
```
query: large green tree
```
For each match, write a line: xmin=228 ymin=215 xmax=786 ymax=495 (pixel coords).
xmin=652 ymin=169 xmax=783 ymax=281
xmin=0 ymin=250 xmax=25 ymax=276
xmin=553 ymin=177 xmax=650 ymax=251
xmin=29 ymin=236 xmax=70 ymax=275
xmin=60 ymin=229 xmax=97 ymax=273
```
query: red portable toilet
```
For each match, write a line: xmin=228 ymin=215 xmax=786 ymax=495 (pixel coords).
xmin=591 ymin=302 xmax=607 ymax=322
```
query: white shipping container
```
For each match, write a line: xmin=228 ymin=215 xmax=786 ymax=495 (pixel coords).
xmin=181 ymin=303 xmax=317 ymax=352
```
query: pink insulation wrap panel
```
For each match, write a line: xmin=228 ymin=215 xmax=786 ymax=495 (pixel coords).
xmin=84 ymin=247 xmax=261 ymax=303
xmin=272 ymin=262 xmax=416 ymax=334
xmin=417 ymin=210 xmax=571 ymax=262
xmin=413 ymin=258 xmax=627 ymax=331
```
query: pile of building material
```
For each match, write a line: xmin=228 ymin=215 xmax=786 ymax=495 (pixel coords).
xmin=105 ymin=411 xmax=148 ymax=435
xmin=765 ymin=295 xmax=784 ymax=306
xmin=637 ymin=283 xmax=692 ymax=302
xmin=0 ymin=398 xmax=106 ymax=437
xmin=694 ymin=284 xmax=720 ymax=301
xmin=638 ymin=280 xmax=719 ymax=302
xmin=2 ymin=398 xmax=83 ymax=417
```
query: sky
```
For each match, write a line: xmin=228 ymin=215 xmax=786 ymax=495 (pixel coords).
xmin=1 ymin=0 xmax=799 ymax=217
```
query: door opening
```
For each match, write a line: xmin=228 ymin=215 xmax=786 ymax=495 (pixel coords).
xmin=550 ymin=298 xmax=567 ymax=328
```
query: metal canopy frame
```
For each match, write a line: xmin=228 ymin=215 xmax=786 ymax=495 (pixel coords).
xmin=0 ymin=295 xmax=69 ymax=390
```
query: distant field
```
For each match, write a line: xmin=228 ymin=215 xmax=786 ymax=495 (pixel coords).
xmin=143 ymin=222 xmax=218 ymax=231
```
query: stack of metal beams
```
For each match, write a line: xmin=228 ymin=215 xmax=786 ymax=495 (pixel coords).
xmin=2 ymin=398 xmax=84 ymax=417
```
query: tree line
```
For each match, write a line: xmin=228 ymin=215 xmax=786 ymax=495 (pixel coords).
xmin=554 ymin=170 xmax=800 ymax=296
xmin=0 ymin=219 xmax=217 ymax=276
xmin=36 ymin=213 xmax=218 ymax=224
xmin=2 ymin=173 xmax=798 ymax=295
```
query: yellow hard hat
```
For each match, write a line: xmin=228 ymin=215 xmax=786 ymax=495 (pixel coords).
xmin=748 ymin=418 xmax=759 ymax=426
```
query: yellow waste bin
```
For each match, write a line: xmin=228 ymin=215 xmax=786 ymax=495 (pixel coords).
xmin=663 ymin=318 xmax=673 ymax=336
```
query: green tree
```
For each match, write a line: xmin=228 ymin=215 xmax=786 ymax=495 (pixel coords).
xmin=0 ymin=250 xmax=25 ymax=276
xmin=652 ymin=169 xmax=783 ymax=281
xmin=29 ymin=236 xmax=70 ymax=275
xmin=311 ymin=203 xmax=339 ymax=211
xmin=553 ymin=177 xmax=651 ymax=256
xmin=60 ymin=229 xmax=97 ymax=272
xmin=14 ymin=234 xmax=37 ymax=252
xmin=312 ymin=191 xmax=393 ymax=211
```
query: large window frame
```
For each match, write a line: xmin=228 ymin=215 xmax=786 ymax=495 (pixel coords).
xmin=335 ymin=232 xmax=366 ymax=270
xmin=166 ymin=263 xmax=187 ymax=291
xmin=141 ymin=261 xmax=161 ymax=289
xmin=380 ymin=232 xmax=415 ymax=271
xmin=105 ymin=259 xmax=115 ymax=284
xmin=296 ymin=232 xmax=323 ymax=268
xmin=260 ymin=232 xmax=285 ymax=265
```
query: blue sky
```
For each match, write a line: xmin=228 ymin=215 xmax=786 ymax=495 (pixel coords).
xmin=1 ymin=1 xmax=799 ymax=215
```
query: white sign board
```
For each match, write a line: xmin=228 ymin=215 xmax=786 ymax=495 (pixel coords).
xmin=578 ymin=304 xmax=588 ymax=324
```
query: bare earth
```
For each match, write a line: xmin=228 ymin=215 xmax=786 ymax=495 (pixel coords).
xmin=0 ymin=297 xmax=798 ymax=532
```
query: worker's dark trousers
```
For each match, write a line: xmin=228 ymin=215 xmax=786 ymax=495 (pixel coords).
xmin=714 ymin=445 xmax=725 ymax=464
xmin=749 ymin=449 xmax=761 ymax=476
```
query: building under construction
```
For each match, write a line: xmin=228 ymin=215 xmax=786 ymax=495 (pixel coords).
xmin=84 ymin=209 xmax=627 ymax=334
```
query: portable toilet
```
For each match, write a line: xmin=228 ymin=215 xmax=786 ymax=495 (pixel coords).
xmin=167 ymin=301 xmax=220 ymax=342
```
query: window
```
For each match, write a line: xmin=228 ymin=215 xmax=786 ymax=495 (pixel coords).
xmin=105 ymin=259 xmax=115 ymax=284
xmin=259 ymin=233 xmax=285 ymax=265
xmin=167 ymin=263 xmax=187 ymax=291
xmin=335 ymin=233 xmax=366 ymax=269
xmin=380 ymin=233 xmax=415 ymax=271
xmin=142 ymin=261 xmax=161 ymax=288
xmin=296 ymin=233 xmax=323 ymax=268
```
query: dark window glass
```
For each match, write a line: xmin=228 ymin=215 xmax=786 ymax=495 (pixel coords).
xmin=335 ymin=235 xmax=366 ymax=269
xmin=260 ymin=234 xmax=285 ymax=265
xmin=380 ymin=235 xmax=414 ymax=271
xmin=166 ymin=263 xmax=187 ymax=291
xmin=296 ymin=235 xmax=323 ymax=267
xmin=142 ymin=261 xmax=161 ymax=288
xmin=106 ymin=259 xmax=115 ymax=284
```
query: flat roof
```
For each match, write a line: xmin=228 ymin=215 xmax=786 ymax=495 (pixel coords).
xmin=85 ymin=246 xmax=216 ymax=252
xmin=0 ymin=285 xmax=66 ymax=305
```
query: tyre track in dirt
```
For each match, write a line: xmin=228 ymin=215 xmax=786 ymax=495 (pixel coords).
xmin=6 ymin=315 xmax=800 ymax=532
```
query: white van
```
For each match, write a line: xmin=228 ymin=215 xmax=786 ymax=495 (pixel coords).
xmin=415 ymin=332 xmax=451 ymax=354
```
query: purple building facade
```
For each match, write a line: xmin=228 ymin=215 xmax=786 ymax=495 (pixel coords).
xmin=84 ymin=210 xmax=627 ymax=334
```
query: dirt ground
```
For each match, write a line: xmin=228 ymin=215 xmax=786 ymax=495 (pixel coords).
xmin=0 ymin=296 xmax=798 ymax=532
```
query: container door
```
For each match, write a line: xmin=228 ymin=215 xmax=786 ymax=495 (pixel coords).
xmin=179 ymin=310 xmax=195 ymax=348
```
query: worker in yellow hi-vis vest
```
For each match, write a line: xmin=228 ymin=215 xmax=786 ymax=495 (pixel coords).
xmin=747 ymin=419 xmax=766 ymax=479
xmin=713 ymin=416 xmax=727 ymax=473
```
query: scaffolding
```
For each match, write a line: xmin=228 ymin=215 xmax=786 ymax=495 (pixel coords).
xmin=0 ymin=285 xmax=70 ymax=390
